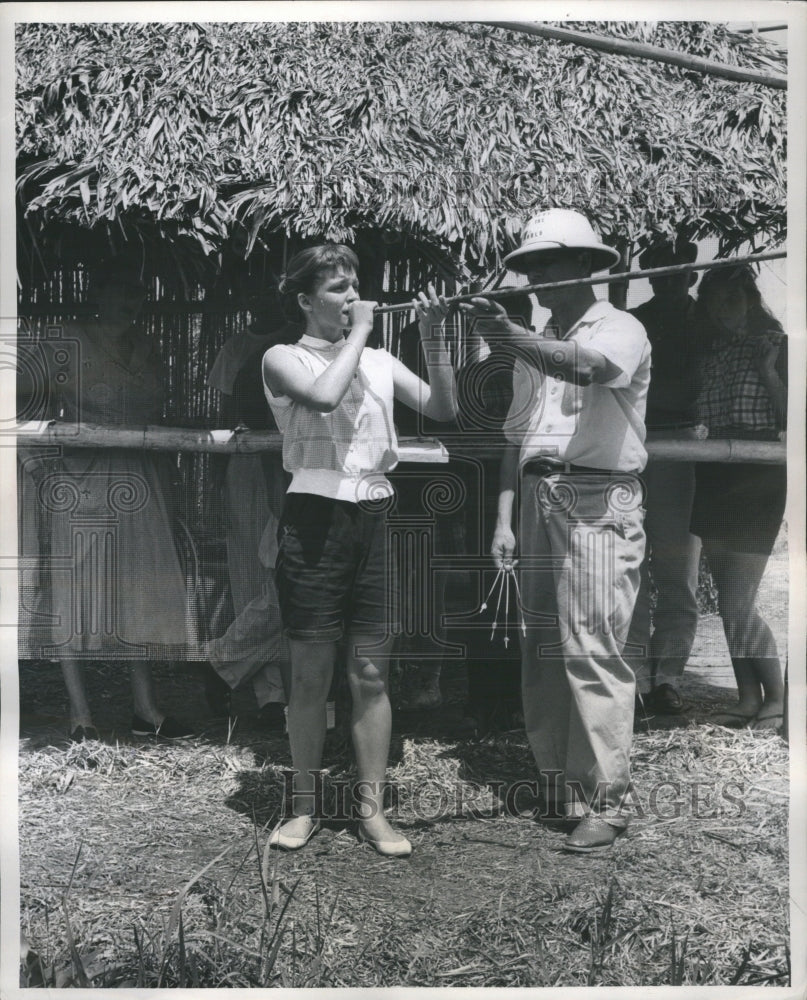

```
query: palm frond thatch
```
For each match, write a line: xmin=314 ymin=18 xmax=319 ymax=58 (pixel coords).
xmin=15 ymin=20 xmax=787 ymax=270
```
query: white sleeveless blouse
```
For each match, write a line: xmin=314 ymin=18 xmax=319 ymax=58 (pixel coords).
xmin=263 ymin=335 xmax=399 ymax=503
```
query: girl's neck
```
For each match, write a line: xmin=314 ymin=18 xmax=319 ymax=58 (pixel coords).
xmin=305 ymin=321 xmax=344 ymax=344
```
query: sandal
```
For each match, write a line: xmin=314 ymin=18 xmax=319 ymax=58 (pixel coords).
xmin=268 ymin=816 xmax=321 ymax=851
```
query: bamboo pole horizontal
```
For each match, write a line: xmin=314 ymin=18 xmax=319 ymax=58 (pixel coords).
xmin=15 ymin=422 xmax=786 ymax=464
xmin=374 ymin=251 xmax=787 ymax=315
xmin=735 ymin=24 xmax=788 ymax=34
xmin=477 ymin=21 xmax=788 ymax=90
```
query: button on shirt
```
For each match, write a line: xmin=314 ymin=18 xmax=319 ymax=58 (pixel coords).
xmin=503 ymin=300 xmax=651 ymax=472
xmin=264 ymin=335 xmax=399 ymax=502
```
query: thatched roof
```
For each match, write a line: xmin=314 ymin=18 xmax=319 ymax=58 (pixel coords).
xmin=16 ymin=20 xmax=786 ymax=276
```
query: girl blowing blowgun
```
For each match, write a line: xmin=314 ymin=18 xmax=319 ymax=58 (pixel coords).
xmin=262 ymin=244 xmax=456 ymax=856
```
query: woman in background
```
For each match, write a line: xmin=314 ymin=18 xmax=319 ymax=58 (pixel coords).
xmin=20 ymin=258 xmax=192 ymax=741
xmin=263 ymin=244 xmax=455 ymax=857
xmin=691 ymin=265 xmax=787 ymax=733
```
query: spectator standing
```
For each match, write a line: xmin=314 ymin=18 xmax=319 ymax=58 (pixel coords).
xmin=457 ymin=290 xmax=534 ymax=731
xmin=18 ymin=259 xmax=192 ymax=741
xmin=691 ymin=265 xmax=787 ymax=732
xmin=627 ymin=239 xmax=702 ymax=715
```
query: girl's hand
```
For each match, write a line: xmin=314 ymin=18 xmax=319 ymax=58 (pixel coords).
xmin=348 ymin=300 xmax=378 ymax=330
xmin=414 ymin=283 xmax=449 ymax=338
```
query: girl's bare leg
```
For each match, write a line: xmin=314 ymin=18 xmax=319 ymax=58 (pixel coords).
xmin=279 ymin=639 xmax=336 ymax=839
xmin=347 ymin=634 xmax=406 ymax=844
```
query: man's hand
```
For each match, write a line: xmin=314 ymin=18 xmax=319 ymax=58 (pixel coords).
xmin=459 ymin=296 xmax=513 ymax=335
xmin=491 ymin=523 xmax=517 ymax=570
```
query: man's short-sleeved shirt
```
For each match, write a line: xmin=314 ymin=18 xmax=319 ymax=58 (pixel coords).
xmin=503 ymin=300 xmax=651 ymax=472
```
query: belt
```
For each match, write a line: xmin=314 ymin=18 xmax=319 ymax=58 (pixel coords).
xmin=522 ymin=459 xmax=627 ymax=477
xmin=646 ymin=422 xmax=697 ymax=431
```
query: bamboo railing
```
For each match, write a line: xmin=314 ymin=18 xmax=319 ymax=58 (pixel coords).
xmin=15 ymin=422 xmax=787 ymax=464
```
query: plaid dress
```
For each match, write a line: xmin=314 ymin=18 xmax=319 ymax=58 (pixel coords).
xmin=697 ymin=330 xmax=786 ymax=440
xmin=691 ymin=329 xmax=786 ymax=552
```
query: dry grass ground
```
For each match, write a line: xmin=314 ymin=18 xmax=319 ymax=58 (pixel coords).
xmin=17 ymin=533 xmax=791 ymax=988
xmin=17 ymin=681 xmax=790 ymax=988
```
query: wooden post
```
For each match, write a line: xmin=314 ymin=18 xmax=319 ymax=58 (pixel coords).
xmin=354 ymin=230 xmax=388 ymax=349
xmin=608 ymin=240 xmax=631 ymax=310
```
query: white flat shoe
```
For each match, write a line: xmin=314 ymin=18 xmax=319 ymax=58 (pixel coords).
xmin=268 ymin=817 xmax=321 ymax=851
xmin=357 ymin=825 xmax=412 ymax=858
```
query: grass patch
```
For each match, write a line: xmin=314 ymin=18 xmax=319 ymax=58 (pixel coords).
xmin=18 ymin=707 xmax=790 ymax=988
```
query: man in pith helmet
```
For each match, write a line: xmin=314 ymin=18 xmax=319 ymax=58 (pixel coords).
xmin=460 ymin=208 xmax=651 ymax=853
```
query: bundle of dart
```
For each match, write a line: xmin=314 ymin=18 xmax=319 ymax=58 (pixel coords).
xmin=478 ymin=563 xmax=527 ymax=648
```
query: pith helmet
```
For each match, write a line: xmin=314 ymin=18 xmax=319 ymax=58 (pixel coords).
xmin=504 ymin=209 xmax=621 ymax=274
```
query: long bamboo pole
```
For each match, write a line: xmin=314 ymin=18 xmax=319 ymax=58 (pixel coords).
xmin=476 ymin=21 xmax=788 ymax=90
xmin=374 ymin=250 xmax=786 ymax=315
xmin=736 ymin=24 xmax=788 ymax=34
xmin=15 ymin=422 xmax=786 ymax=464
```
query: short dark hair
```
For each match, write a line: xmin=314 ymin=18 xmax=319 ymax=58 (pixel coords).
xmin=278 ymin=244 xmax=360 ymax=323
xmin=639 ymin=239 xmax=697 ymax=270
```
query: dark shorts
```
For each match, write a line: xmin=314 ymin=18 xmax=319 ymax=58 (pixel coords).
xmin=276 ymin=493 xmax=398 ymax=642
xmin=691 ymin=462 xmax=786 ymax=554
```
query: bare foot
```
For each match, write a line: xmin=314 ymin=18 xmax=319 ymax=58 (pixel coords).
xmin=751 ymin=702 xmax=784 ymax=733
xmin=712 ymin=694 xmax=762 ymax=727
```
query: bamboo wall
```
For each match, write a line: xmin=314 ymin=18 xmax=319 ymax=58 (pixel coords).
xmin=16 ymin=237 xmax=459 ymax=536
